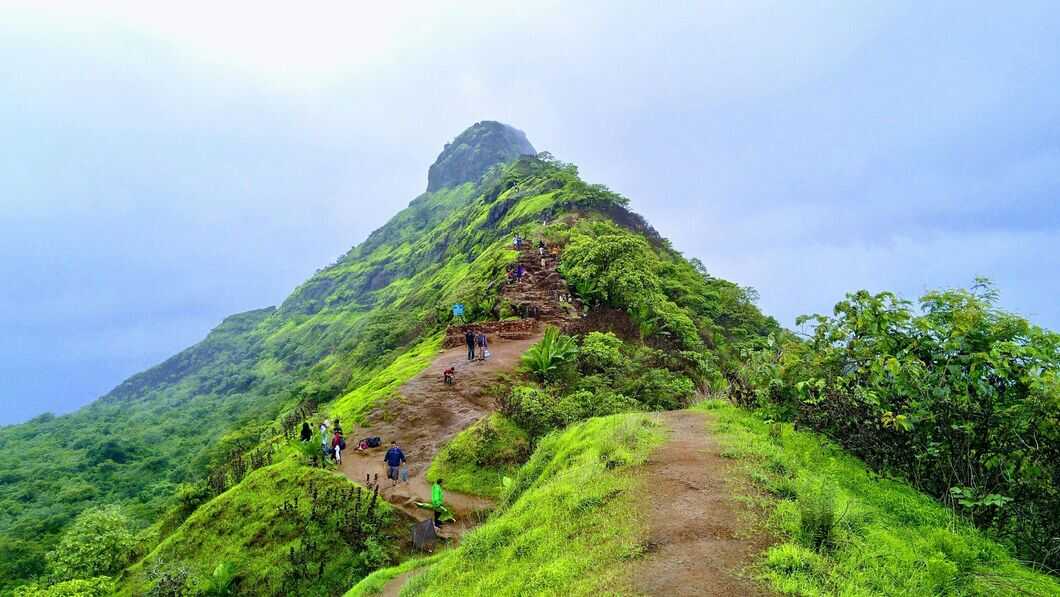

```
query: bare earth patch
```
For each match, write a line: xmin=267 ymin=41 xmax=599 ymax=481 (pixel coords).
xmin=631 ymin=410 xmax=773 ymax=596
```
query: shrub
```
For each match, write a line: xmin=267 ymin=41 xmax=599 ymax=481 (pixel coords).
xmin=498 ymin=386 xmax=563 ymax=438
xmin=555 ymin=390 xmax=639 ymax=424
xmin=624 ymin=368 xmax=696 ymax=410
xmin=12 ymin=577 xmax=114 ymax=597
xmin=47 ymin=506 xmax=134 ymax=581
xmin=521 ymin=326 xmax=578 ymax=382
xmin=797 ymin=485 xmax=837 ymax=551
xmin=579 ymin=332 xmax=625 ymax=372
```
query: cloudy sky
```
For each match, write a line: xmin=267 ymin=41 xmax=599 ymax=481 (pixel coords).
xmin=2 ymin=1 xmax=1058 ymax=424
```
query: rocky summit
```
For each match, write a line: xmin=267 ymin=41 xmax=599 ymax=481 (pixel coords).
xmin=426 ymin=121 xmax=536 ymax=192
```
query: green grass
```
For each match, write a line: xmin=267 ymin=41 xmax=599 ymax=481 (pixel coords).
xmin=695 ymin=399 xmax=1060 ymax=596
xmin=117 ymin=457 xmax=396 ymax=596
xmin=330 ymin=334 xmax=443 ymax=424
xmin=344 ymin=554 xmax=443 ymax=596
xmin=392 ymin=413 xmax=664 ymax=596
xmin=427 ymin=413 xmax=530 ymax=499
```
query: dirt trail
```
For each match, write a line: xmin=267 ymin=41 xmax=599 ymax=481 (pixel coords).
xmin=339 ymin=334 xmax=540 ymax=536
xmin=632 ymin=410 xmax=772 ymax=596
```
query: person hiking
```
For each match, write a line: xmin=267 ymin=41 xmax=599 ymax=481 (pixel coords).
xmin=464 ymin=329 xmax=476 ymax=361
xmin=516 ymin=264 xmax=526 ymax=281
xmin=514 ymin=234 xmax=522 ymax=250
xmin=432 ymin=478 xmax=445 ymax=528
xmin=300 ymin=422 xmax=311 ymax=442
xmin=443 ymin=366 xmax=455 ymax=385
xmin=320 ymin=421 xmax=330 ymax=454
xmin=538 ymin=239 xmax=545 ymax=257
xmin=477 ymin=332 xmax=489 ymax=361
xmin=331 ymin=431 xmax=343 ymax=462
xmin=384 ymin=441 xmax=406 ymax=486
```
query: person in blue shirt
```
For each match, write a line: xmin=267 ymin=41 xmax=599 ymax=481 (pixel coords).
xmin=384 ymin=441 xmax=406 ymax=486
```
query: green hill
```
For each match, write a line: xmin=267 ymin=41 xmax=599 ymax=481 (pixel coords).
xmin=3 ymin=121 xmax=1057 ymax=596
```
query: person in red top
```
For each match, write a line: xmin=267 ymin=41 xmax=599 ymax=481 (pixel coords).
xmin=331 ymin=431 xmax=344 ymax=463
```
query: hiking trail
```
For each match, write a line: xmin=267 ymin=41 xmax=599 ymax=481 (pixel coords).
xmin=632 ymin=410 xmax=772 ymax=596
xmin=340 ymin=240 xmax=580 ymax=540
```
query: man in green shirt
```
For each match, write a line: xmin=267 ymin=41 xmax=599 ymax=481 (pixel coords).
xmin=432 ymin=479 xmax=444 ymax=529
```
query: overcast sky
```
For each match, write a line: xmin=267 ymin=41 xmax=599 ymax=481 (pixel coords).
xmin=2 ymin=1 xmax=1058 ymax=424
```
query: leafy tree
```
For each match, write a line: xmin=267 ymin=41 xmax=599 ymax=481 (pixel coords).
xmin=733 ymin=281 xmax=1060 ymax=570
xmin=47 ymin=506 xmax=134 ymax=581
xmin=561 ymin=227 xmax=660 ymax=311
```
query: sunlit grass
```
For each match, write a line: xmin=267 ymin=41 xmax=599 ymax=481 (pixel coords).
xmin=349 ymin=413 xmax=664 ymax=596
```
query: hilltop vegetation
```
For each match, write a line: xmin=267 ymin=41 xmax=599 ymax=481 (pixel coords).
xmin=729 ymin=282 xmax=1060 ymax=572
xmin=700 ymin=399 xmax=1060 ymax=595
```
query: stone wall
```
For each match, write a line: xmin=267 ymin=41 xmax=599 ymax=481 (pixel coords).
xmin=443 ymin=319 xmax=540 ymax=348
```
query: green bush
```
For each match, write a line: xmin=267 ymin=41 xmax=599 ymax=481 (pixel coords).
xmin=579 ymin=331 xmax=624 ymax=372
xmin=521 ymin=326 xmax=578 ymax=382
xmin=623 ymin=368 xmax=696 ymax=410
xmin=47 ymin=506 xmax=134 ymax=581
xmin=498 ymin=386 xmax=563 ymax=438
xmin=12 ymin=577 xmax=114 ymax=597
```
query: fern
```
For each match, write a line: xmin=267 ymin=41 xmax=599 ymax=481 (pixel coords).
xmin=521 ymin=326 xmax=578 ymax=381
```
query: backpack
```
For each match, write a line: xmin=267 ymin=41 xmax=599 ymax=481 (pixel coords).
xmin=339 ymin=437 xmax=347 ymax=450
xmin=366 ymin=437 xmax=382 ymax=448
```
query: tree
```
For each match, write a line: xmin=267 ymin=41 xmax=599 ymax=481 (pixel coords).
xmin=47 ymin=506 xmax=134 ymax=580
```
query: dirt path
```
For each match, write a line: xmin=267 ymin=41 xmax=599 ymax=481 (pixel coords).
xmin=339 ymin=333 xmax=540 ymax=536
xmin=632 ymin=410 xmax=772 ymax=596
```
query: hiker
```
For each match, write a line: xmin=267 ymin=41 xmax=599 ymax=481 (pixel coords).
xmin=384 ymin=441 xmax=406 ymax=486
xmin=299 ymin=422 xmax=311 ymax=442
xmin=320 ymin=421 xmax=330 ymax=454
xmin=465 ymin=329 xmax=476 ymax=361
xmin=506 ymin=268 xmax=516 ymax=285
xmin=477 ymin=332 xmax=489 ymax=361
xmin=538 ymin=240 xmax=545 ymax=257
xmin=516 ymin=264 xmax=526 ymax=281
xmin=432 ymin=479 xmax=445 ymax=528
xmin=332 ymin=430 xmax=344 ymax=462
xmin=443 ymin=366 xmax=455 ymax=385
xmin=514 ymin=234 xmax=522 ymax=250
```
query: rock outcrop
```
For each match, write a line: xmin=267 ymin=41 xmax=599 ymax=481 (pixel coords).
xmin=427 ymin=121 xmax=536 ymax=192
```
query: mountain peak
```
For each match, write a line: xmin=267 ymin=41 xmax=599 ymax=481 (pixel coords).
xmin=427 ymin=121 xmax=536 ymax=192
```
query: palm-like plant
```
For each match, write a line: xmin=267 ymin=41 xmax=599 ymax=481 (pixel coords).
xmin=522 ymin=326 xmax=578 ymax=381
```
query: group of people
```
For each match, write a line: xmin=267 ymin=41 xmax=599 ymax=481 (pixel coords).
xmin=464 ymin=329 xmax=489 ymax=361
xmin=300 ymin=419 xmax=347 ymax=463
xmin=299 ymin=423 xmax=448 ymax=530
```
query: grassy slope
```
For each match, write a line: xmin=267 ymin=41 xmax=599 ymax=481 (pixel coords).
xmin=346 ymin=413 xmax=664 ymax=597
xmin=118 ymin=457 xmax=395 ymax=596
xmin=426 ymin=413 xmax=530 ymax=500
xmin=697 ymin=399 xmax=1060 ymax=596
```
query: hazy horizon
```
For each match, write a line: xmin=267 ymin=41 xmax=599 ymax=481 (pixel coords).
xmin=3 ymin=1 xmax=1058 ymax=425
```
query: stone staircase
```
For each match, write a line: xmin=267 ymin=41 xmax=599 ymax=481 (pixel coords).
xmin=500 ymin=244 xmax=581 ymax=326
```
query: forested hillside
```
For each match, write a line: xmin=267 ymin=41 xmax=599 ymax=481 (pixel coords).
xmin=3 ymin=121 xmax=1056 ymax=596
